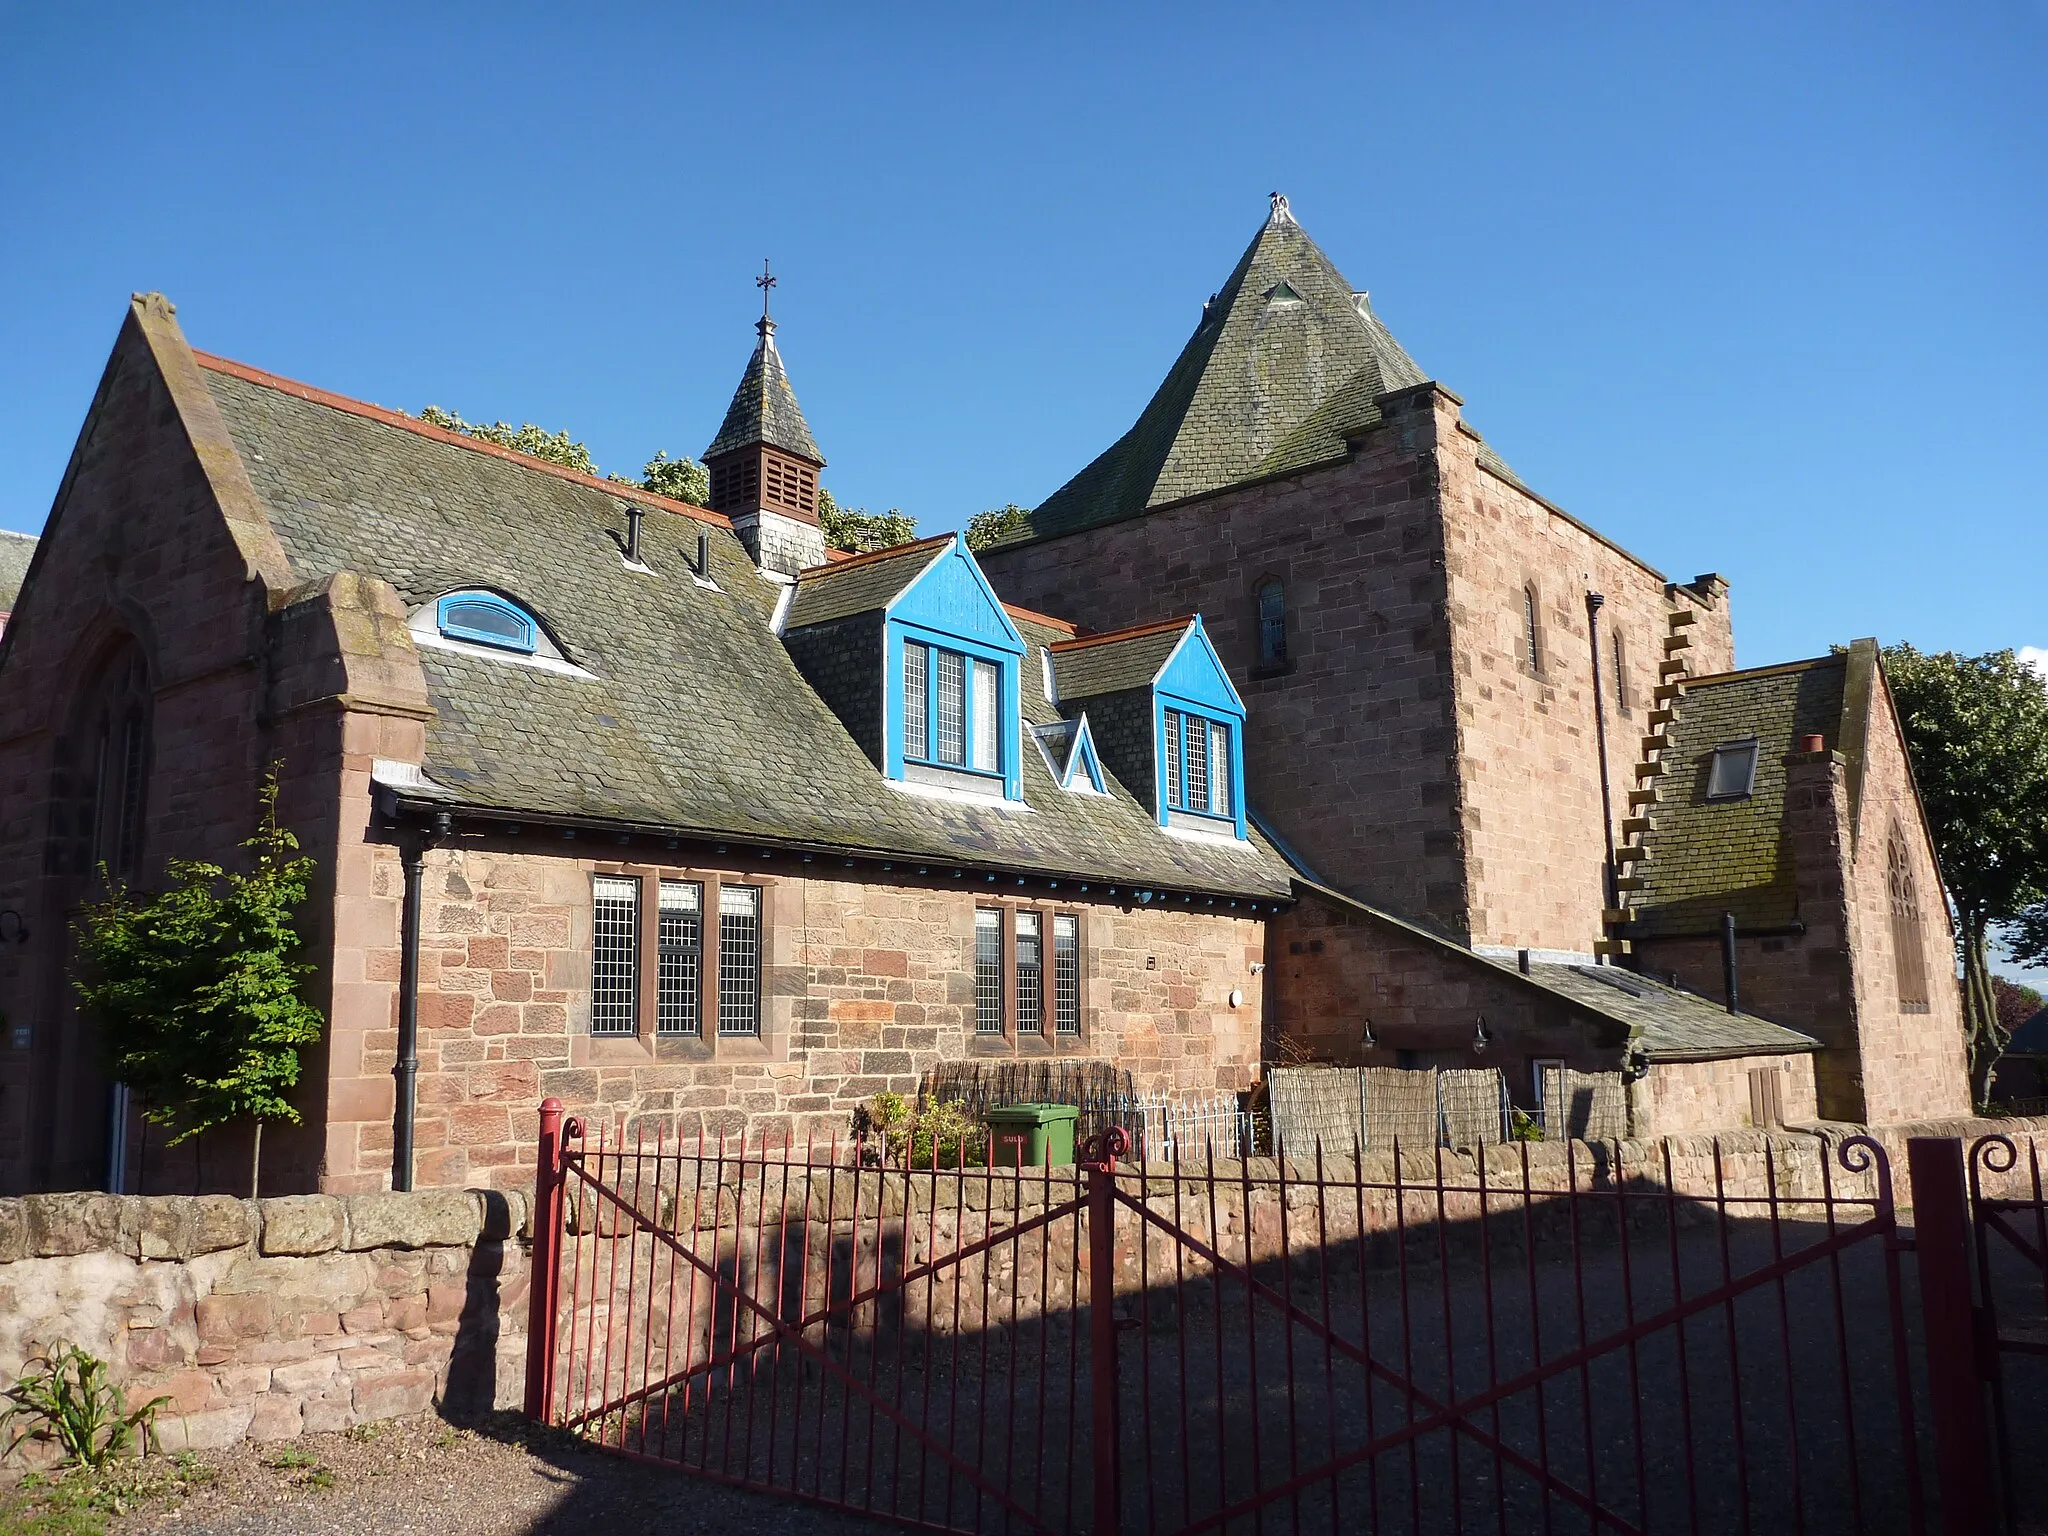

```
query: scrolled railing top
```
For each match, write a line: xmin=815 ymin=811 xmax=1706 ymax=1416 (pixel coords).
xmin=1078 ymin=1124 xmax=1130 ymax=1170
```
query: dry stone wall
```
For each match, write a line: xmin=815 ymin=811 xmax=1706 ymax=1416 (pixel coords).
xmin=0 ymin=1188 xmax=529 ymax=1467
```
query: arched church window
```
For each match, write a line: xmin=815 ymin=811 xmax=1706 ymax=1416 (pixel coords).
xmin=1887 ymin=827 xmax=1930 ymax=1010
xmin=1256 ymin=579 xmax=1287 ymax=668
xmin=52 ymin=640 xmax=152 ymax=885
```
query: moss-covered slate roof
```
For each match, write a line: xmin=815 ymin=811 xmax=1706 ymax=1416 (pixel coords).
xmin=1627 ymin=653 xmax=1856 ymax=937
xmin=0 ymin=530 xmax=36 ymax=610
xmin=201 ymin=365 xmax=1294 ymax=899
xmin=782 ymin=536 xmax=950 ymax=630
xmin=1003 ymin=200 xmax=1527 ymax=547
xmin=1049 ymin=619 xmax=1190 ymax=701
xmin=703 ymin=326 xmax=822 ymax=464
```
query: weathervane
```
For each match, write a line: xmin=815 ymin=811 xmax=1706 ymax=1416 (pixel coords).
xmin=756 ymin=259 xmax=777 ymax=337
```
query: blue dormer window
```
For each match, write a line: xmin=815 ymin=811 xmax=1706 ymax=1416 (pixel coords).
xmin=903 ymin=641 xmax=1002 ymax=775
xmin=437 ymin=591 xmax=538 ymax=654
xmin=1164 ymin=710 xmax=1233 ymax=818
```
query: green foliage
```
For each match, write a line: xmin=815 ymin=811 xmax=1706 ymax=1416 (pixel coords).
xmin=1994 ymin=975 xmax=2044 ymax=1034
xmin=417 ymin=406 xmax=598 ymax=475
xmin=71 ymin=774 xmax=326 ymax=1171
xmin=964 ymin=503 xmax=1032 ymax=552
xmin=0 ymin=1343 xmax=170 ymax=1470
xmin=863 ymin=1092 xmax=987 ymax=1168
xmin=1883 ymin=644 xmax=2048 ymax=1101
xmin=629 ymin=449 xmax=710 ymax=507
xmin=818 ymin=488 xmax=918 ymax=554
xmin=1508 ymin=1107 xmax=1545 ymax=1143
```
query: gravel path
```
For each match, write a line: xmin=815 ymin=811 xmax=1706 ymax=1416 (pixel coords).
xmin=79 ymin=1414 xmax=895 ymax=1536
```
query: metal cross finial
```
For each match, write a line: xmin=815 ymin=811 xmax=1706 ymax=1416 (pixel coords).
xmin=756 ymin=259 xmax=777 ymax=320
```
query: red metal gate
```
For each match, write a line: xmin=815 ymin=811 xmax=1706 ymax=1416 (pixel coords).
xmin=526 ymin=1103 xmax=1936 ymax=1534
xmin=1969 ymin=1134 xmax=2048 ymax=1536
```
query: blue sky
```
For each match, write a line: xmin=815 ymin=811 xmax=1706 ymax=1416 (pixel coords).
xmin=3 ymin=3 xmax=2044 ymax=975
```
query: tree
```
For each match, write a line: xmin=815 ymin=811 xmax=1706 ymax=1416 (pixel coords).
xmin=818 ymin=488 xmax=918 ymax=554
xmin=1883 ymin=644 xmax=2048 ymax=1104
xmin=633 ymin=449 xmax=710 ymax=507
xmin=1993 ymin=975 xmax=2045 ymax=1036
xmin=418 ymin=405 xmax=598 ymax=475
xmin=71 ymin=773 xmax=326 ymax=1197
xmin=965 ymin=503 xmax=1032 ymax=552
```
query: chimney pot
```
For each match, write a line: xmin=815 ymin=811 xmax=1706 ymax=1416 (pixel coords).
xmin=1797 ymin=733 xmax=1825 ymax=754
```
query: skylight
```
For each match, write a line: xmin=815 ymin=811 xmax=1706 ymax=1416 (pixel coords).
xmin=1706 ymin=739 xmax=1760 ymax=800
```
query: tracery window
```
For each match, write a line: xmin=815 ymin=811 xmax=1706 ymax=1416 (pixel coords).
xmin=1887 ymin=828 xmax=1930 ymax=1011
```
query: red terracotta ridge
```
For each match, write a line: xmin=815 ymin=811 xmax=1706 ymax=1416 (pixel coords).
xmin=793 ymin=532 xmax=953 ymax=581
xmin=1047 ymin=615 xmax=1194 ymax=653
xmin=191 ymin=350 xmax=733 ymax=530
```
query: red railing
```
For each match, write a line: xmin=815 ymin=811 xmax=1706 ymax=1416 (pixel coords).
xmin=525 ymin=1102 xmax=2002 ymax=1534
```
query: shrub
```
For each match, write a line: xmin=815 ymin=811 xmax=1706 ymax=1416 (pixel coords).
xmin=862 ymin=1092 xmax=988 ymax=1168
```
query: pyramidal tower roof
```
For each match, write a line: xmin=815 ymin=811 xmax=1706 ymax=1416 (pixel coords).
xmin=704 ymin=302 xmax=823 ymax=465
xmin=1019 ymin=195 xmax=1450 ymax=544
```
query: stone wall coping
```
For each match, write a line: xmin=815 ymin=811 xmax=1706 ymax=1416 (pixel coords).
xmin=0 ymin=1187 xmax=530 ymax=1264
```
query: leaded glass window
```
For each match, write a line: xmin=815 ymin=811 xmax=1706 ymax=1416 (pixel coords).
xmin=904 ymin=643 xmax=929 ymax=760
xmin=1209 ymin=721 xmax=1231 ymax=818
xmin=1015 ymin=911 xmax=1042 ymax=1035
xmin=1257 ymin=579 xmax=1287 ymax=666
xmin=591 ymin=876 xmax=639 ymax=1035
xmin=935 ymin=650 xmax=966 ymax=766
xmin=974 ymin=909 xmax=1003 ymax=1034
xmin=972 ymin=659 xmax=999 ymax=773
xmin=657 ymin=881 xmax=702 ymax=1034
xmin=1163 ymin=709 xmax=1182 ymax=807
xmin=717 ymin=884 xmax=761 ymax=1036
xmin=1184 ymin=716 xmax=1209 ymax=813
xmin=1054 ymin=915 xmax=1079 ymax=1036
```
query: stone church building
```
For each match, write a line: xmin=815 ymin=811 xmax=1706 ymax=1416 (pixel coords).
xmin=0 ymin=196 xmax=1967 ymax=1196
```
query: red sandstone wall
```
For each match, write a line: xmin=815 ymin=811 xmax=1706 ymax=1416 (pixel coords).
xmin=1841 ymin=674 xmax=1970 ymax=1121
xmin=981 ymin=390 xmax=1470 ymax=933
xmin=0 ymin=301 xmax=323 ymax=1195
xmin=1433 ymin=400 xmax=1735 ymax=955
xmin=1634 ymin=1052 xmax=1819 ymax=1136
xmin=325 ymin=839 xmax=1266 ymax=1193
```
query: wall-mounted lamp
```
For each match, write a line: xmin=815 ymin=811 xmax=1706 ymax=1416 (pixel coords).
xmin=0 ymin=911 xmax=28 ymax=944
xmin=1361 ymin=1020 xmax=1377 ymax=1049
xmin=1472 ymin=1015 xmax=1492 ymax=1055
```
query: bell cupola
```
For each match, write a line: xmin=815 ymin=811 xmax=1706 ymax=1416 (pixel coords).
xmin=703 ymin=263 xmax=828 ymax=575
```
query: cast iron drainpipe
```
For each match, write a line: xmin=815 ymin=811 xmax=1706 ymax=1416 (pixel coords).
xmin=393 ymin=809 xmax=452 ymax=1191
xmin=1585 ymin=593 xmax=1619 ymax=910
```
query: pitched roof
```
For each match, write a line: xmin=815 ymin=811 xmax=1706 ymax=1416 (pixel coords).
xmin=1512 ymin=961 xmax=1819 ymax=1062
xmin=1006 ymin=196 xmax=1524 ymax=547
xmin=783 ymin=536 xmax=951 ymax=630
xmin=1626 ymin=650 xmax=1864 ymax=937
xmin=703 ymin=322 xmax=823 ymax=464
xmin=195 ymin=356 xmax=1294 ymax=901
xmin=0 ymin=530 xmax=37 ymax=611
xmin=1049 ymin=617 xmax=1193 ymax=700
xmin=1298 ymin=880 xmax=1817 ymax=1062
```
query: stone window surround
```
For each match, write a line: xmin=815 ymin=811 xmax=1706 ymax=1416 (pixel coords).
xmin=571 ymin=860 xmax=789 ymax=1068
xmin=968 ymin=897 xmax=1091 ymax=1058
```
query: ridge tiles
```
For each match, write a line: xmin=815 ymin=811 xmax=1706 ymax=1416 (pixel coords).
xmin=192 ymin=352 xmax=730 ymax=528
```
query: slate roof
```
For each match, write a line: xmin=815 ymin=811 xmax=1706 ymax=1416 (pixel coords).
xmin=783 ymin=536 xmax=951 ymax=630
xmin=1298 ymin=880 xmax=1818 ymax=1063
xmin=2010 ymin=1008 xmax=2048 ymax=1055
xmin=704 ymin=323 xmax=823 ymax=464
xmin=197 ymin=359 xmax=1294 ymax=900
xmin=1006 ymin=197 xmax=1525 ymax=546
xmin=0 ymin=530 xmax=36 ymax=610
xmin=1627 ymin=652 xmax=1861 ymax=937
xmin=1510 ymin=961 xmax=1819 ymax=1062
xmin=1050 ymin=618 xmax=1191 ymax=700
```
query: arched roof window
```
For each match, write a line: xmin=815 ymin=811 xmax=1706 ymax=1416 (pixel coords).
xmin=435 ymin=590 xmax=539 ymax=654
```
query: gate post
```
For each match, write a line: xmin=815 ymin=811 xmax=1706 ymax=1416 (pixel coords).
xmin=524 ymin=1097 xmax=567 ymax=1422
xmin=1086 ymin=1131 xmax=1125 ymax=1536
xmin=1906 ymin=1137 xmax=1994 ymax=1536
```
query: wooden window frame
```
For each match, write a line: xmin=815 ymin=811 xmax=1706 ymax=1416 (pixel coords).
xmin=971 ymin=901 xmax=1088 ymax=1057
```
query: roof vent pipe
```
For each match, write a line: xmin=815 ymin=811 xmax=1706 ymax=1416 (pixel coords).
xmin=697 ymin=526 xmax=711 ymax=578
xmin=1721 ymin=910 xmax=1741 ymax=1015
xmin=625 ymin=503 xmax=644 ymax=566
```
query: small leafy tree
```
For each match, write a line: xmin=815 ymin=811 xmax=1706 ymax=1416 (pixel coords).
xmin=632 ymin=449 xmax=710 ymax=507
xmin=965 ymin=503 xmax=1032 ymax=552
xmin=417 ymin=405 xmax=598 ymax=475
xmin=818 ymin=488 xmax=918 ymax=554
xmin=1883 ymin=644 xmax=2048 ymax=1104
xmin=1994 ymin=975 xmax=2045 ymax=1035
xmin=72 ymin=774 xmax=326 ymax=1197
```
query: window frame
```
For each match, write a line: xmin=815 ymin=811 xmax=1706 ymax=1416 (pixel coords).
xmin=970 ymin=903 xmax=1088 ymax=1052
xmin=974 ymin=908 xmax=1005 ymax=1035
xmin=1887 ymin=827 xmax=1931 ymax=1012
xmin=1161 ymin=706 xmax=1238 ymax=823
xmin=436 ymin=590 xmax=540 ymax=655
xmin=590 ymin=874 xmax=641 ymax=1037
xmin=1255 ymin=577 xmax=1289 ymax=671
xmin=1705 ymin=739 xmax=1761 ymax=801
xmin=716 ymin=884 xmax=763 ymax=1037
xmin=655 ymin=879 xmax=703 ymax=1035
xmin=898 ymin=630 xmax=1010 ymax=783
